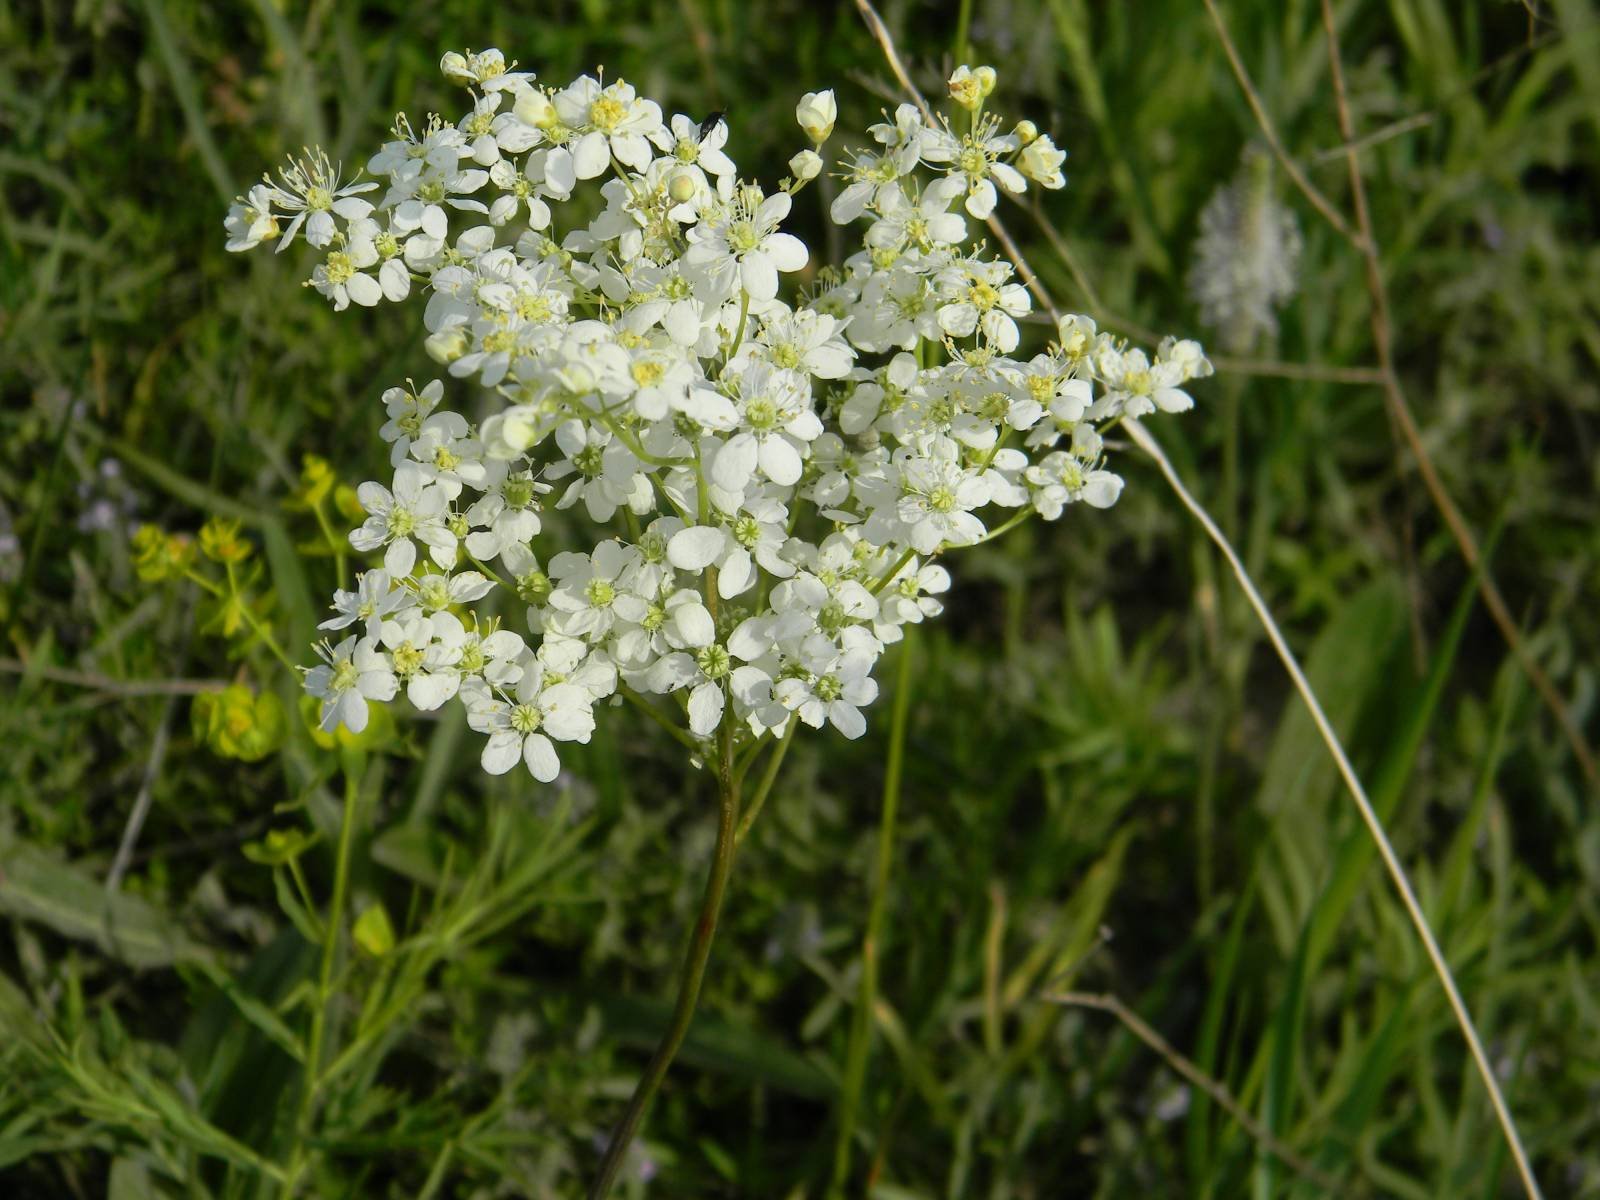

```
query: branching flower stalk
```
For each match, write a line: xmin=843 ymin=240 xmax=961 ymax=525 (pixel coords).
xmin=225 ymin=48 xmax=1209 ymax=1194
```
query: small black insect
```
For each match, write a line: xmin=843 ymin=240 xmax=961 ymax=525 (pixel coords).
xmin=698 ymin=110 xmax=727 ymax=142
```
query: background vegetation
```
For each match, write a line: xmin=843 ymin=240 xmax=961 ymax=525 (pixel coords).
xmin=2 ymin=0 xmax=1598 ymax=1195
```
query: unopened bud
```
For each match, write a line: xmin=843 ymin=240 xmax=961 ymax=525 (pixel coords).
xmin=789 ymin=149 xmax=823 ymax=183
xmin=795 ymin=90 xmax=837 ymax=143
xmin=668 ymin=171 xmax=698 ymax=204
xmin=424 ymin=327 xmax=469 ymax=364
xmin=974 ymin=66 xmax=997 ymax=97
xmin=514 ymin=89 xmax=556 ymax=129
xmin=1013 ymin=119 xmax=1038 ymax=145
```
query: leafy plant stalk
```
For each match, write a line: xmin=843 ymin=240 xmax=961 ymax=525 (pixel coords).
xmin=831 ymin=626 xmax=915 ymax=1192
xmin=588 ymin=713 xmax=742 ymax=1199
xmin=280 ymin=770 xmax=360 ymax=1197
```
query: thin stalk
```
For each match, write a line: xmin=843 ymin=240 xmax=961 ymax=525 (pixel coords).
xmin=588 ymin=719 xmax=742 ymax=1199
xmin=224 ymin=561 xmax=298 ymax=673
xmin=310 ymin=498 xmax=348 ymax=590
xmin=735 ymin=716 xmax=798 ymax=845
xmin=280 ymin=770 xmax=361 ymax=1198
xmin=831 ymin=627 xmax=915 ymax=1193
xmin=1124 ymin=417 xmax=1542 ymax=1200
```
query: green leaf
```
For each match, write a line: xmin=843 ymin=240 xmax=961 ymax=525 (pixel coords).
xmin=0 ymin=837 xmax=213 ymax=970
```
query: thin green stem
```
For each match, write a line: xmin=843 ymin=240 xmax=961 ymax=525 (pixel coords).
xmin=734 ymin=716 xmax=798 ymax=845
xmin=224 ymin=561 xmax=298 ymax=673
xmin=726 ymin=290 xmax=752 ymax=365
xmin=954 ymin=0 xmax=975 ymax=65
xmin=831 ymin=627 xmax=915 ymax=1193
xmin=310 ymin=498 xmax=348 ymax=591
xmin=587 ymin=718 xmax=742 ymax=1199
xmin=619 ymin=684 xmax=701 ymax=752
xmin=280 ymin=770 xmax=360 ymax=1198
xmin=866 ymin=547 xmax=917 ymax=597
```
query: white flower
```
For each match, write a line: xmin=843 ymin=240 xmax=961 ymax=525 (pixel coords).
xmin=223 ymin=184 xmax=280 ymax=252
xmin=545 ymin=540 xmax=648 ymax=640
xmin=379 ymin=379 xmax=445 ymax=466
xmin=349 ymin=462 xmax=456 ymax=577
xmin=552 ymin=74 xmax=663 ymax=178
xmin=896 ymin=449 xmax=990 ymax=553
xmin=749 ymin=310 xmax=855 ymax=380
xmin=921 ymin=117 xmax=1025 ymax=219
xmin=319 ymin=569 xmax=411 ymax=636
xmin=304 ymin=635 xmax=397 ymax=733
xmin=650 ymin=113 xmax=736 ymax=180
xmin=465 ymin=468 xmax=550 ymax=561
xmin=463 ymin=667 xmax=595 ymax=780
xmin=773 ymin=644 xmax=877 ymax=739
xmin=936 ymin=258 xmax=1030 ymax=352
xmin=643 ymin=642 xmax=734 ymax=737
xmin=230 ymin=63 xmax=1211 ymax=784
xmin=439 ymin=47 xmax=533 ymax=92
xmin=1017 ymin=134 xmax=1066 ymax=190
xmin=684 ymin=184 xmax=807 ymax=303
xmin=267 ymin=147 xmax=377 ymax=251
xmin=1096 ymin=347 xmax=1194 ymax=418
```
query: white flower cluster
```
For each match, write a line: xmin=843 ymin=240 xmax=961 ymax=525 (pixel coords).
xmin=228 ymin=51 xmax=1211 ymax=779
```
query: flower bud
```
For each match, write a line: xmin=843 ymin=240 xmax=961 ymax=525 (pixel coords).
xmin=795 ymin=90 xmax=837 ymax=143
xmin=1013 ymin=119 xmax=1038 ymax=145
xmin=974 ymin=66 xmax=997 ymax=97
xmin=424 ymin=327 xmax=469 ymax=364
xmin=668 ymin=171 xmax=698 ymax=204
xmin=514 ymin=89 xmax=556 ymax=129
xmin=439 ymin=52 xmax=472 ymax=86
xmin=788 ymin=149 xmax=823 ymax=183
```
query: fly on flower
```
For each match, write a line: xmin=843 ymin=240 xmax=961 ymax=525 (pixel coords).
xmin=697 ymin=109 xmax=727 ymax=143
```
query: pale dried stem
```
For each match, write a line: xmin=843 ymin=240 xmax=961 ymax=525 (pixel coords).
xmin=852 ymin=2 xmax=1546 ymax=1193
xmin=0 ymin=656 xmax=228 ymax=696
xmin=1313 ymin=0 xmax=1594 ymax=786
xmin=1126 ymin=416 xmax=1542 ymax=1200
xmin=1200 ymin=0 xmax=1362 ymax=246
xmin=1048 ymin=990 xmax=1345 ymax=1194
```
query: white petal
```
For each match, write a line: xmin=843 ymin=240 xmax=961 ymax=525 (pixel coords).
xmin=667 ymin=525 xmax=725 ymax=571
xmin=740 ymin=252 xmax=777 ymax=302
xmin=672 ymin=602 xmax=715 ymax=648
xmin=757 ymin=435 xmax=802 ymax=486
xmin=687 ymin=681 xmax=724 ymax=737
xmin=482 ymin=731 xmax=521 ymax=775
xmin=384 ymin=538 xmax=416 ymax=578
xmin=572 ymin=131 xmax=610 ymax=179
xmin=761 ymin=232 xmax=807 ymax=272
xmin=520 ymin=733 xmax=559 ymax=781
xmin=407 ymin=672 xmax=458 ymax=711
xmin=711 ymin=433 xmax=759 ymax=493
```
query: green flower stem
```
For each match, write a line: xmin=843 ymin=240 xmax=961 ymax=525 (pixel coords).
xmin=618 ymin=684 xmax=701 ymax=752
xmin=222 ymin=562 xmax=298 ymax=674
xmin=726 ymin=290 xmax=752 ymax=365
xmin=734 ymin=715 xmax=798 ymax=845
xmin=831 ymin=625 xmax=915 ymax=1194
xmin=310 ymin=498 xmax=348 ymax=590
xmin=588 ymin=717 xmax=743 ymax=1200
xmin=866 ymin=547 xmax=917 ymax=597
xmin=280 ymin=770 xmax=361 ymax=1198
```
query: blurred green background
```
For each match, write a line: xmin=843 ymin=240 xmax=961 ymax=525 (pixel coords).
xmin=3 ymin=0 xmax=1599 ymax=1196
